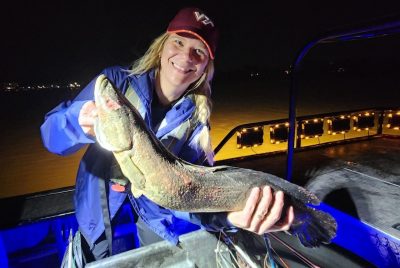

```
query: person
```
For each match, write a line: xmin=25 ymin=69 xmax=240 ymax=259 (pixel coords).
xmin=41 ymin=6 xmax=294 ymax=264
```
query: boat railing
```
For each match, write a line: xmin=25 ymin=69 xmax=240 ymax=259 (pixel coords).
xmin=213 ymin=106 xmax=400 ymax=163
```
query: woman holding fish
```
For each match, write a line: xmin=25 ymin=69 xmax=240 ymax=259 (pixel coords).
xmin=41 ymin=7 xmax=294 ymax=263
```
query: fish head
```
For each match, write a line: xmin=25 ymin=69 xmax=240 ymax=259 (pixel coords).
xmin=93 ymin=74 xmax=134 ymax=152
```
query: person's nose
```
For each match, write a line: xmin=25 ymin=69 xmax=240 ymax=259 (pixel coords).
xmin=182 ymin=47 xmax=194 ymax=62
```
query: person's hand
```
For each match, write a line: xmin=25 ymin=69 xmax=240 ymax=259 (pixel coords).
xmin=78 ymin=101 xmax=97 ymax=136
xmin=227 ymin=186 xmax=294 ymax=235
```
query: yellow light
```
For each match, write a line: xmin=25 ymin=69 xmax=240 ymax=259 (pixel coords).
xmin=386 ymin=124 xmax=391 ymax=128
xmin=353 ymin=116 xmax=357 ymax=120
xmin=300 ymin=134 xmax=305 ymax=138
xmin=340 ymin=115 xmax=345 ymax=119
xmin=396 ymin=111 xmax=400 ymax=115
xmin=332 ymin=132 xmax=336 ymax=135
xmin=394 ymin=127 xmax=399 ymax=130
xmin=313 ymin=119 xmax=318 ymax=123
xmin=275 ymin=124 xmax=279 ymax=128
xmin=242 ymin=129 xmax=247 ymax=133
xmin=365 ymin=112 xmax=370 ymax=116
xmin=254 ymin=127 xmax=259 ymax=131
xmin=328 ymin=130 xmax=331 ymax=134
xmin=305 ymin=136 xmax=309 ymax=139
xmin=271 ymin=139 xmax=275 ymax=143
xmin=341 ymin=131 xmax=345 ymax=134
xmin=270 ymin=127 xmax=274 ymax=132
xmin=357 ymin=129 xmax=361 ymax=132
xmin=276 ymin=141 xmax=280 ymax=144
xmin=365 ymin=128 xmax=369 ymax=131
xmin=285 ymin=123 xmax=289 ymax=127
xmin=388 ymin=114 xmax=393 ymax=118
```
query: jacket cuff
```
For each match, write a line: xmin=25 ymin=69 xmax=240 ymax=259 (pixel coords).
xmin=211 ymin=212 xmax=238 ymax=233
xmin=175 ymin=211 xmax=238 ymax=233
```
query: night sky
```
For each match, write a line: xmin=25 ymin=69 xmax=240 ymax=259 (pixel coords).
xmin=1 ymin=0 xmax=400 ymax=85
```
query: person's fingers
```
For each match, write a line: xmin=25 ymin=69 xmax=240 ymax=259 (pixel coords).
xmin=79 ymin=101 xmax=98 ymax=135
xmin=227 ymin=187 xmax=260 ymax=228
xmin=83 ymin=101 xmax=97 ymax=116
xmin=265 ymin=205 xmax=294 ymax=233
xmin=249 ymin=186 xmax=273 ymax=230
xmin=257 ymin=191 xmax=285 ymax=234
xmin=239 ymin=187 xmax=260 ymax=228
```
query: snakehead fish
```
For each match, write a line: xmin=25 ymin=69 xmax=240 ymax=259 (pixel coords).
xmin=93 ymin=74 xmax=337 ymax=247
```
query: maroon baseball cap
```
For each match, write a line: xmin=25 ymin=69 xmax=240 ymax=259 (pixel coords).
xmin=167 ymin=7 xmax=218 ymax=59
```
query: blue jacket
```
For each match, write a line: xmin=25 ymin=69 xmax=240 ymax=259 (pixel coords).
xmin=40 ymin=66 xmax=233 ymax=247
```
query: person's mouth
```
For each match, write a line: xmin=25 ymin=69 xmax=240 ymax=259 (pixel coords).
xmin=172 ymin=62 xmax=194 ymax=74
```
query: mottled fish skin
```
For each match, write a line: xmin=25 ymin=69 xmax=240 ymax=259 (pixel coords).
xmin=93 ymin=75 xmax=337 ymax=247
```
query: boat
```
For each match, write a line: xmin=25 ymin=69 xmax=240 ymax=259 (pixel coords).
xmin=0 ymin=14 xmax=399 ymax=268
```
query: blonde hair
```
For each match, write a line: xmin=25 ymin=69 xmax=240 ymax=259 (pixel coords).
xmin=130 ymin=32 xmax=214 ymax=164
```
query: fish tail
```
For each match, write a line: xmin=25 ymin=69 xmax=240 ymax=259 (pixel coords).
xmin=289 ymin=202 xmax=337 ymax=247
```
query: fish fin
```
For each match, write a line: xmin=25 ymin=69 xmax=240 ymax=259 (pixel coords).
xmin=113 ymin=152 xmax=146 ymax=191
xmin=130 ymin=185 xmax=143 ymax=198
xmin=201 ymin=165 xmax=320 ymax=205
xmin=206 ymin=165 xmax=234 ymax=172
xmin=289 ymin=203 xmax=337 ymax=247
xmin=182 ymin=162 xmax=237 ymax=173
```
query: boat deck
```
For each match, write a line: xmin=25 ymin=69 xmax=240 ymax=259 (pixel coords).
xmin=1 ymin=136 xmax=399 ymax=267
xmin=228 ymin=136 xmax=400 ymax=239
xmin=223 ymin=136 xmax=400 ymax=267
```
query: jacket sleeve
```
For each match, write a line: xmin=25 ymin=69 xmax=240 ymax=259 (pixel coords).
xmin=40 ymin=76 xmax=99 ymax=156
xmin=172 ymin=210 xmax=237 ymax=233
xmin=40 ymin=66 xmax=128 ymax=156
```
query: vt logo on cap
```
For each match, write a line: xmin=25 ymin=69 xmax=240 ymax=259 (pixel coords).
xmin=194 ymin=11 xmax=215 ymax=27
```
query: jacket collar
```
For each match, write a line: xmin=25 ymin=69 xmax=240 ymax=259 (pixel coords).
xmin=128 ymin=69 xmax=156 ymax=107
xmin=129 ymin=69 xmax=197 ymax=138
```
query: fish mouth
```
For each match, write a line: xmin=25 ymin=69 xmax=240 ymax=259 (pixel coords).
xmin=94 ymin=74 xmax=121 ymax=110
xmin=93 ymin=74 xmax=133 ymax=152
xmin=94 ymin=74 xmax=108 ymax=103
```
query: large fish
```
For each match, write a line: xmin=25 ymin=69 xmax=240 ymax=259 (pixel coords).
xmin=93 ymin=74 xmax=337 ymax=247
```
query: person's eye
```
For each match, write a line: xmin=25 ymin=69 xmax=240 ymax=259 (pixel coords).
xmin=174 ymin=39 xmax=184 ymax=46
xmin=195 ymin=48 xmax=206 ymax=57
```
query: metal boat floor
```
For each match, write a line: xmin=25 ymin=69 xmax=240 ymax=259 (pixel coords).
xmin=222 ymin=137 xmax=400 ymax=267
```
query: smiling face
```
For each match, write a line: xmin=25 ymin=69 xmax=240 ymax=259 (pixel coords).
xmin=158 ymin=33 xmax=210 ymax=100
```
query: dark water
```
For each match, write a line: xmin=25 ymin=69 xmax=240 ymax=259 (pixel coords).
xmin=0 ymin=89 xmax=84 ymax=198
xmin=0 ymin=74 xmax=399 ymax=198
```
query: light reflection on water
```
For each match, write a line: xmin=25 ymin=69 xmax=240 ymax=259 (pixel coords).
xmin=0 ymin=76 xmax=398 ymax=198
